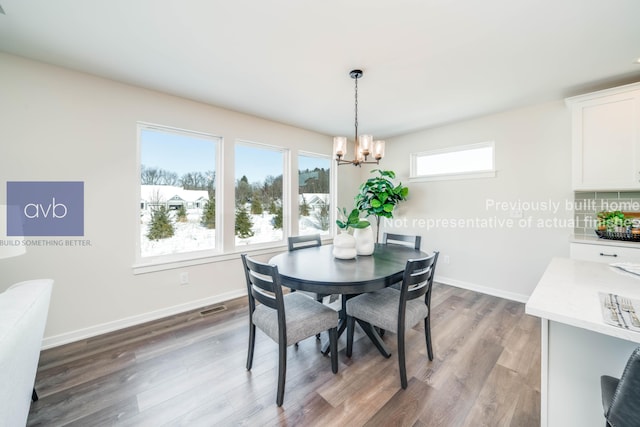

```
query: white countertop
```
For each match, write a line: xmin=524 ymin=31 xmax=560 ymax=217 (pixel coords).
xmin=571 ymin=234 xmax=640 ymax=249
xmin=526 ymin=257 xmax=640 ymax=343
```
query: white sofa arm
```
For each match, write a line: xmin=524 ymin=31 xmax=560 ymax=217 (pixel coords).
xmin=0 ymin=279 xmax=53 ymax=427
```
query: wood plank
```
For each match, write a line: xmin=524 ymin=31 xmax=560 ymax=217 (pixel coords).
xmin=27 ymin=285 xmax=540 ymax=426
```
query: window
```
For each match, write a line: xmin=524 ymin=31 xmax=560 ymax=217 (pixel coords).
xmin=235 ymin=142 xmax=287 ymax=246
xmin=298 ymin=153 xmax=331 ymax=236
xmin=410 ymin=141 xmax=495 ymax=181
xmin=138 ymin=124 xmax=219 ymax=259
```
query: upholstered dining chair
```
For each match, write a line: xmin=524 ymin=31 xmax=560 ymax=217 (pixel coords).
xmin=345 ymin=252 xmax=439 ymax=389
xmin=382 ymin=232 xmax=422 ymax=250
xmin=601 ymin=346 xmax=640 ymax=427
xmin=241 ymin=254 xmax=338 ymax=406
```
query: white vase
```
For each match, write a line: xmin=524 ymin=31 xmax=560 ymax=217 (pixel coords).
xmin=353 ymin=225 xmax=375 ymax=256
xmin=333 ymin=230 xmax=357 ymax=259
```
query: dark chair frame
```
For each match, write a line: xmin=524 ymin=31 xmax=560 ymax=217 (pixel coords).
xmin=287 ymin=234 xmax=322 ymax=252
xmin=287 ymin=234 xmax=329 ymax=339
xmin=601 ymin=346 xmax=640 ymax=427
xmin=382 ymin=232 xmax=421 ymax=250
xmin=346 ymin=252 xmax=439 ymax=389
xmin=242 ymin=254 xmax=338 ymax=406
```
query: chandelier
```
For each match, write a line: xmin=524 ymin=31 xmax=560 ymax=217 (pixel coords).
xmin=333 ymin=69 xmax=385 ymax=166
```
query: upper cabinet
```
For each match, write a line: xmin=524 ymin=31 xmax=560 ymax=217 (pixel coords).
xmin=567 ymin=82 xmax=640 ymax=191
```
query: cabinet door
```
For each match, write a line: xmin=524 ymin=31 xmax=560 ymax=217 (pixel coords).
xmin=571 ymin=87 xmax=640 ymax=190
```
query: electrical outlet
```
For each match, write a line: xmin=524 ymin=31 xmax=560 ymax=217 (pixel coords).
xmin=179 ymin=272 xmax=189 ymax=285
xmin=443 ymin=255 xmax=450 ymax=264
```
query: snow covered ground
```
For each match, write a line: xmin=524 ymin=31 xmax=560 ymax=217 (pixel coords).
xmin=140 ymin=208 xmax=327 ymax=257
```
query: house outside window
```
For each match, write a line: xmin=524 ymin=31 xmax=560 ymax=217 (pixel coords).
xmin=298 ymin=153 xmax=331 ymax=236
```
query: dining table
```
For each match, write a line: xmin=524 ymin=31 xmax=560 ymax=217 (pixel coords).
xmin=269 ymin=243 xmax=426 ymax=356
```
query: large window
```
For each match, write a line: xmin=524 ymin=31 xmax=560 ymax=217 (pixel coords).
xmin=138 ymin=124 xmax=219 ymax=259
xmin=410 ymin=141 xmax=495 ymax=181
xmin=298 ymin=153 xmax=331 ymax=236
xmin=235 ymin=142 xmax=286 ymax=246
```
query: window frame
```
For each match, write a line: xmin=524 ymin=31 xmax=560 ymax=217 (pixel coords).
xmin=134 ymin=122 xmax=222 ymax=269
xmin=409 ymin=141 xmax=496 ymax=182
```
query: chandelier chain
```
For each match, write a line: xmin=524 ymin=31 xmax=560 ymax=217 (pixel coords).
xmin=354 ymin=76 xmax=359 ymax=142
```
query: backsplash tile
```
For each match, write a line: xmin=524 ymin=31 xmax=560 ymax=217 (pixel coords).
xmin=574 ymin=191 xmax=640 ymax=237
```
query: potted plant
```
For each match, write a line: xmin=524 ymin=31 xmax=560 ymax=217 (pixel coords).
xmin=334 ymin=208 xmax=369 ymax=259
xmin=355 ymin=169 xmax=409 ymax=243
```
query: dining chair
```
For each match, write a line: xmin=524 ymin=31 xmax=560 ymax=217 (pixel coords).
xmin=382 ymin=232 xmax=422 ymax=250
xmin=345 ymin=251 xmax=439 ymax=389
xmin=601 ymin=346 xmax=640 ymax=427
xmin=287 ymin=234 xmax=331 ymax=308
xmin=287 ymin=234 xmax=322 ymax=251
xmin=241 ymin=254 xmax=338 ymax=406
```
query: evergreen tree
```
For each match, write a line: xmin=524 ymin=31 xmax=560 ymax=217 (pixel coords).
xmin=201 ymin=197 xmax=215 ymax=229
xmin=299 ymin=195 xmax=310 ymax=216
xmin=313 ymin=200 xmax=330 ymax=231
xmin=235 ymin=205 xmax=255 ymax=238
xmin=251 ymin=197 xmax=263 ymax=215
xmin=176 ymin=205 xmax=187 ymax=222
xmin=268 ymin=200 xmax=277 ymax=214
xmin=147 ymin=206 xmax=174 ymax=240
xmin=272 ymin=206 xmax=283 ymax=230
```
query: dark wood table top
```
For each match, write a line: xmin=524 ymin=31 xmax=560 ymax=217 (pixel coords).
xmin=269 ymin=243 xmax=425 ymax=295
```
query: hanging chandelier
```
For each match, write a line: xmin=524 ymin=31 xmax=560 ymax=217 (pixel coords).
xmin=333 ymin=69 xmax=385 ymax=166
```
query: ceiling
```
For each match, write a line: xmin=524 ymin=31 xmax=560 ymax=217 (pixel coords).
xmin=1 ymin=0 xmax=639 ymax=139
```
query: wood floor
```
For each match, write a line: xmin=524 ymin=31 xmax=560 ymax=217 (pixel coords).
xmin=27 ymin=284 xmax=540 ymax=427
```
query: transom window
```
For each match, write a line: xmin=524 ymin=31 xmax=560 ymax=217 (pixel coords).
xmin=410 ymin=141 xmax=495 ymax=181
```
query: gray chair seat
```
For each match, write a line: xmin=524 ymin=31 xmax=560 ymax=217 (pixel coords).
xmin=253 ymin=292 xmax=338 ymax=345
xmin=346 ymin=287 xmax=428 ymax=333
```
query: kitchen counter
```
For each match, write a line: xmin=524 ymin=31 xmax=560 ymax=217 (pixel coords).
xmin=526 ymin=257 xmax=640 ymax=343
xmin=526 ymin=257 xmax=640 ymax=427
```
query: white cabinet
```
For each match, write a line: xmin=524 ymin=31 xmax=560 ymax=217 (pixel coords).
xmin=566 ymin=82 xmax=640 ymax=191
xmin=570 ymin=241 xmax=640 ymax=263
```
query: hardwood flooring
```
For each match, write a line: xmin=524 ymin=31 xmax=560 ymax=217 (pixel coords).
xmin=27 ymin=284 xmax=540 ymax=426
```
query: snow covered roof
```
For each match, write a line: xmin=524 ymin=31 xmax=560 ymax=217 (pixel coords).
xmin=141 ymin=185 xmax=209 ymax=203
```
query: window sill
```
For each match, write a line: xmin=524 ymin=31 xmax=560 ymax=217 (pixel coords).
xmin=133 ymin=245 xmax=286 ymax=275
xmin=409 ymin=170 xmax=496 ymax=182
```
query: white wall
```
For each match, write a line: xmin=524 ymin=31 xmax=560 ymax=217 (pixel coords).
xmin=0 ymin=52 xmax=575 ymax=347
xmin=0 ymin=53 xmax=338 ymax=347
xmin=377 ymin=101 xmax=573 ymax=300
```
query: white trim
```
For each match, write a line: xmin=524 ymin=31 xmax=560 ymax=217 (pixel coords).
xmin=132 ymin=245 xmax=285 ymax=274
xmin=435 ymin=275 xmax=529 ymax=303
xmin=540 ymin=318 xmax=549 ymax=427
xmin=41 ymin=288 xmax=247 ymax=349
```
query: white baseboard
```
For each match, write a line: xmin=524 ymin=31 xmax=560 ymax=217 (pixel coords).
xmin=41 ymin=288 xmax=247 ymax=349
xmin=435 ymin=275 xmax=530 ymax=303
xmin=42 ymin=278 xmax=528 ymax=350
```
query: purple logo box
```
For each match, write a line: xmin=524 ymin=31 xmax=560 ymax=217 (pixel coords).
xmin=6 ymin=181 xmax=84 ymax=236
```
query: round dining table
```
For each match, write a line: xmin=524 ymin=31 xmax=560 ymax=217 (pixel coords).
xmin=269 ymin=243 xmax=426 ymax=356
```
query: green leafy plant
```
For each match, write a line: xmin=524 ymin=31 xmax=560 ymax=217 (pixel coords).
xmin=336 ymin=207 xmax=370 ymax=231
xmin=598 ymin=210 xmax=630 ymax=231
xmin=355 ymin=169 xmax=409 ymax=242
